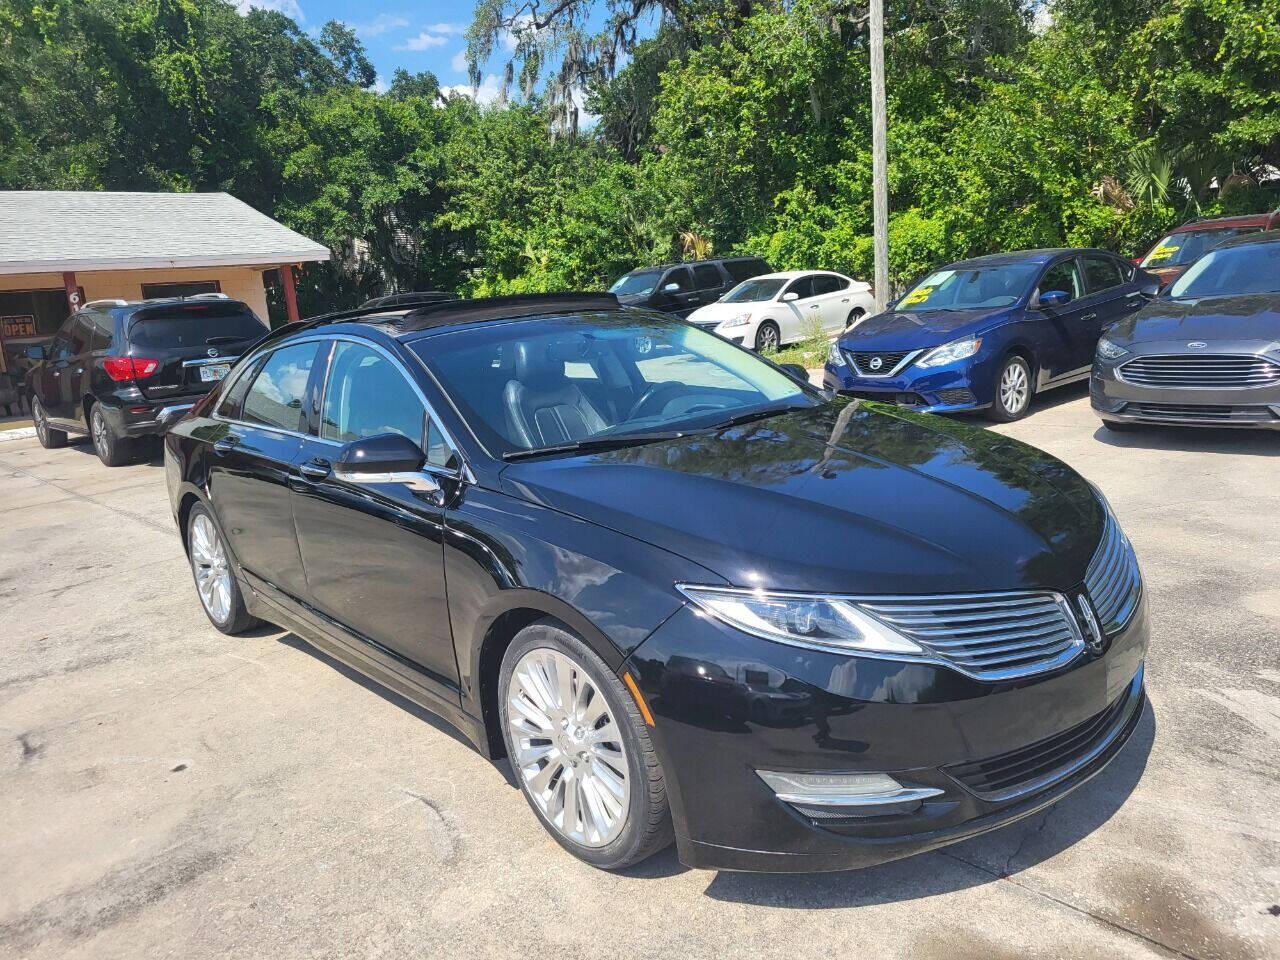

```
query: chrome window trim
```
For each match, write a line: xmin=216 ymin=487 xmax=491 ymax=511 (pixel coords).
xmin=209 ymin=333 xmax=468 ymax=480
xmin=847 ymin=348 xmax=924 ymax=378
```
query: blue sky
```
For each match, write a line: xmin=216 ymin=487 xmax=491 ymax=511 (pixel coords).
xmin=236 ymin=0 xmax=509 ymax=100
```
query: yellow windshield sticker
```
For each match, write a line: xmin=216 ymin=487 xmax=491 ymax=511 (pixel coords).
xmin=1146 ymin=243 xmax=1180 ymax=263
xmin=901 ymin=286 xmax=934 ymax=306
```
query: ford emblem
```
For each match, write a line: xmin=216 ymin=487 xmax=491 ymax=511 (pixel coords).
xmin=1187 ymin=341 xmax=1207 ymax=349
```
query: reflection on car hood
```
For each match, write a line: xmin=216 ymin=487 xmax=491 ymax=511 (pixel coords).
xmin=614 ymin=293 xmax=650 ymax=305
xmin=1108 ymin=294 xmax=1280 ymax=344
xmin=500 ymin=401 xmax=1103 ymax=595
xmin=686 ymin=301 xmax=758 ymax=324
xmin=838 ymin=307 xmax=1014 ymax=350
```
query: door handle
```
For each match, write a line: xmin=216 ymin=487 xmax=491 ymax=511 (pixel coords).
xmin=841 ymin=298 xmax=850 ymax=303
xmin=212 ymin=437 xmax=237 ymax=453
xmin=1080 ymin=312 xmax=1097 ymax=321
xmin=75 ymin=368 xmax=84 ymax=375
xmin=52 ymin=370 xmax=60 ymax=377
xmin=299 ymin=458 xmax=331 ymax=481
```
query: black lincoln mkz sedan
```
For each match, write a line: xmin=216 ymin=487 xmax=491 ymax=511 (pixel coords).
xmin=165 ymin=293 xmax=1147 ymax=872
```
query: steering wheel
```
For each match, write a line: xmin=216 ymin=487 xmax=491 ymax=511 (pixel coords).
xmin=628 ymin=382 xmax=689 ymax=420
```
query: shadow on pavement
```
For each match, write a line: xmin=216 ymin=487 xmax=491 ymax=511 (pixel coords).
xmin=701 ymin=701 xmax=1156 ymax=906
xmin=1092 ymin=424 xmax=1280 ymax=457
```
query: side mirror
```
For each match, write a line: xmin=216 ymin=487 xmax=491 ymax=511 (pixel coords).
xmin=663 ymin=282 xmax=680 ymax=293
xmin=780 ymin=291 xmax=799 ymax=302
xmin=1038 ymin=289 xmax=1070 ymax=309
xmin=24 ymin=345 xmax=45 ymax=361
xmin=333 ymin=432 xmax=440 ymax=498
xmin=1139 ymin=279 xmax=1160 ymax=298
xmin=779 ymin=362 xmax=810 ymax=382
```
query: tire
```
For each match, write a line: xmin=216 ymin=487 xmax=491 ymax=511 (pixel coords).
xmin=754 ymin=321 xmax=780 ymax=353
xmin=90 ymin=404 xmax=134 ymax=467
xmin=499 ymin=620 xmax=673 ymax=870
xmin=989 ymin=354 xmax=1033 ymax=422
xmin=31 ymin=397 xmax=67 ymax=449
xmin=186 ymin=502 xmax=260 ymax=635
xmin=844 ymin=307 xmax=866 ymax=331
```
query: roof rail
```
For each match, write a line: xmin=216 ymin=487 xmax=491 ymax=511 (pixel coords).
xmin=85 ymin=299 xmax=129 ymax=307
xmin=187 ymin=292 xmax=230 ymax=300
xmin=400 ymin=292 xmax=621 ymax=329
xmin=359 ymin=291 xmax=456 ymax=310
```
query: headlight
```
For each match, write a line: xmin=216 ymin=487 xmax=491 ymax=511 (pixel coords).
xmin=721 ymin=312 xmax=751 ymax=328
xmin=916 ymin=336 xmax=982 ymax=368
xmin=677 ymin=584 xmax=925 ymax=656
xmin=1096 ymin=336 xmax=1127 ymax=360
xmin=827 ymin=341 xmax=843 ymax=365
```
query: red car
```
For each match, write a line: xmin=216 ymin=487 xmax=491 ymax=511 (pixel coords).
xmin=1136 ymin=210 xmax=1280 ymax=288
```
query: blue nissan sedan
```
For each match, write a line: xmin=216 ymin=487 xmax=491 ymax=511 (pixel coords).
xmin=824 ymin=249 xmax=1158 ymax=420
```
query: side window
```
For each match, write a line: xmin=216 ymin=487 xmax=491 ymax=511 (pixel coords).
xmin=425 ymin=419 xmax=455 ymax=470
xmin=1081 ymin=256 xmax=1123 ymax=294
xmin=242 ymin=342 xmax=318 ymax=432
xmin=217 ymin=355 xmax=266 ymax=420
xmin=785 ymin=276 xmax=816 ymax=300
xmin=692 ymin=264 xmax=723 ymax=290
xmin=662 ymin=267 xmax=692 ymax=293
xmin=320 ymin=341 xmax=426 ymax=446
xmin=1038 ymin=260 xmax=1083 ymax=303
xmin=813 ymin=274 xmax=848 ymax=295
xmin=67 ymin=315 xmax=93 ymax=356
xmin=89 ymin=314 xmax=113 ymax=352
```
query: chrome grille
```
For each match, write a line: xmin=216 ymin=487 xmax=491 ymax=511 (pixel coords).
xmin=1119 ymin=353 xmax=1280 ymax=389
xmin=847 ymin=349 xmax=916 ymax=377
xmin=1084 ymin=511 xmax=1142 ymax=635
xmin=1127 ymin=402 xmax=1279 ymax=424
xmin=858 ymin=593 xmax=1084 ymax=681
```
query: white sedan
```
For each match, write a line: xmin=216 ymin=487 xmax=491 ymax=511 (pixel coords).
xmin=686 ymin=270 xmax=876 ymax=352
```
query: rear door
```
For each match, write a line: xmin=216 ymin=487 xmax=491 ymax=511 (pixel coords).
xmin=691 ymin=262 xmax=729 ymax=308
xmin=290 ymin=338 xmax=459 ymax=688
xmin=1080 ymin=254 xmax=1144 ymax=360
xmin=811 ymin=274 xmax=852 ymax=332
xmin=207 ymin=340 xmax=321 ymax=602
xmin=126 ymin=302 xmax=269 ymax=402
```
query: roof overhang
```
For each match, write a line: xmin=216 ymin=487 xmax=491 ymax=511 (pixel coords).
xmin=0 ymin=250 xmax=331 ymax=276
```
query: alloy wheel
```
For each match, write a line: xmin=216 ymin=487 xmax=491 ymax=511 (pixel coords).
xmin=505 ymin=647 xmax=631 ymax=848
xmin=999 ymin=361 xmax=1029 ymax=415
xmin=757 ymin=324 xmax=779 ymax=353
xmin=190 ymin=513 xmax=233 ymax=624
xmin=91 ymin=409 xmax=109 ymax=456
xmin=33 ymin=399 xmax=48 ymax=444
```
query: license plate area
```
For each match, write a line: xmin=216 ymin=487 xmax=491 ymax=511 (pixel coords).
xmin=199 ymin=363 xmax=231 ymax=382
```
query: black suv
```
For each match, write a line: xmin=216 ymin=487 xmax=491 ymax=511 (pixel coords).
xmin=608 ymin=257 xmax=770 ymax=317
xmin=25 ymin=295 xmax=268 ymax=465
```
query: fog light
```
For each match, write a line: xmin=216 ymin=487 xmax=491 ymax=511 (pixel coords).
xmin=757 ymin=769 xmax=944 ymax=818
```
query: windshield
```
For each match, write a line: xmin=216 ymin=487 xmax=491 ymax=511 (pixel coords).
xmin=410 ymin=313 xmax=817 ymax=457
xmin=722 ymin=278 xmax=786 ymax=303
xmin=896 ymin=263 xmax=1039 ymax=311
xmin=608 ymin=270 xmax=661 ymax=297
xmin=1167 ymin=242 xmax=1280 ymax=299
xmin=1141 ymin=228 xmax=1260 ymax=269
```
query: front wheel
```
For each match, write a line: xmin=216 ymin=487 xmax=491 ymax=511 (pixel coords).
xmin=754 ymin=321 xmax=780 ymax=353
xmin=499 ymin=620 xmax=673 ymax=870
xmin=31 ymin=397 xmax=67 ymax=449
xmin=989 ymin=355 xmax=1033 ymax=422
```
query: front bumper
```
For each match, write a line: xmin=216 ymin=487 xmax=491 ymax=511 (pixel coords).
xmin=625 ymin=597 xmax=1149 ymax=872
xmin=1091 ymin=358 xmax=1280 ymax=430
xmin=822 ymin=357 xmax=992 ymax=413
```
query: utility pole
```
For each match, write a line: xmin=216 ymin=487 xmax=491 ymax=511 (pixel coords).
xmin=870 ymin=0 xmax=889 ymax=311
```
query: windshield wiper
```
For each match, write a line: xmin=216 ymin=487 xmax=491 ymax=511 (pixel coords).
xmin=705 ymin=401 xmax=811 ymax=432
xmin=503 ymin=430 xmax=692 ymax=462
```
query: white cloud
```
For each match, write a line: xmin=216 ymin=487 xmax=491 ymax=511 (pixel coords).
xmin=233 ymin=0 xmax=303 ymax=22
xmin=426 ymin=22 xmax=465 ymax=35
xmin=450 ymin=48 xmax=469 ymax=73
xmin=353 ymin=14 xmax=409 ymax=38
xmin=440 ymin=74 xmax=504 ymax=105
xmin=399 ymin=31 xmax=449 ymax=50
xmin=502 ymin=13 xmax=535 ymax=51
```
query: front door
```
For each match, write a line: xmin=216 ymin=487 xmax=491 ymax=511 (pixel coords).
xmin=207 ymin=340 xmax=320 ymax=602
xmin=290 ymin=339 xmax=458 ymax=689
xmin=658 ymin=267 xmax=698 ymax=317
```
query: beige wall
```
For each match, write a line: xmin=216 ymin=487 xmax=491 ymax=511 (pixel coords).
xmin=0 ymin=265 xmax=273 ymax=323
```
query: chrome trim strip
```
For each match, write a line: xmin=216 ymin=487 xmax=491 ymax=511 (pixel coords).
xmin=773 ymin=786 xmax=945 ymax=807
xmin=950 ymin=665 xmax=1145 ymax=803
xmin=182 ymin=355 xmax=240 ymax=368
xmin=847 ymin=348 xmax=923 ymax=378
xmin=156 ymin=403 xmax=194 ymax=421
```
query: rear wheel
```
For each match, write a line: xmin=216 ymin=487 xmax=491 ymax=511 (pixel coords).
xmin=31 ymin=397 xmax=67 ymax=449
xmin=989 ymin=355 xmax=1032 ymax=422
xmin=499 ymin=620 xmax=672 ymax=870
xmin=844 ymin=307 xmax=866 ymax=331
xmin=90 ymin=404 xmax=134 ymax=467
xmin=187 ymin=503 xmax=259 ymax=634
xmin=754 ymin=321 xmax=780 ymax=353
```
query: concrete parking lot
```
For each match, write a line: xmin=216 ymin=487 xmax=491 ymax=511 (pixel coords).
xmin=2 ymin=387 xmax=1277 ymax=960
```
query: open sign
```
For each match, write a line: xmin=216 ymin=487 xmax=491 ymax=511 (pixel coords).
xmin=1 ymin=315 xmax=37 ymax=338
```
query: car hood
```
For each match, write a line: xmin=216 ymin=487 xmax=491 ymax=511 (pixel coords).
xmin=500 ymin=401 xmax=1104 ymax=596
xmin=687 ymin=301 xmax=758 ymax=324
xmin=838 ymin=307 xmax=1014 ymax=350
xmin=1107 ymin=294 xmax=1280 ymax=348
